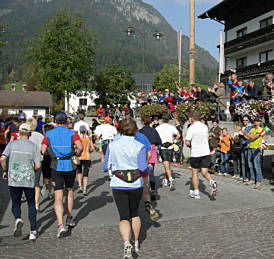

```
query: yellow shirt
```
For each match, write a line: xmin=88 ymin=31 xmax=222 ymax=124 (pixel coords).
xmin=249 ymin=127 xmax=263 ymax=149
xmin=79 ymin=135 xmax=91 ymax=160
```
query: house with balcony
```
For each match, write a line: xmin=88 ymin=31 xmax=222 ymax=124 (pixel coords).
xmin=199 ymin=0 xmax=273 ymax=81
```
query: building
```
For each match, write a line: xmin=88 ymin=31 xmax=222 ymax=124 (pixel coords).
xmin=66 ymin=91 xmax=98 ymax=114
xmin=0 ymin=90 xmax=53 ymax=118
xmin=133 ymin=73 xmax=154 ymax=92
xmin=199 ymin=0 xmax=273 ymax=80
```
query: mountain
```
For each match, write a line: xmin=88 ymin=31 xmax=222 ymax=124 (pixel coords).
xmin=0 ymin=0 xmax=218 ymax=85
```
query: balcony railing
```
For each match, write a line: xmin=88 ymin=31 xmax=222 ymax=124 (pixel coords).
xmin=224 ymin=24 xmax=274 ymax=55
xmin=221 ymin=60 xmax=274 ymax=80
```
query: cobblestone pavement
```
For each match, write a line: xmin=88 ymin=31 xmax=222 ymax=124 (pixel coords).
xmin=1 ymin=152 xmax=274 ymax=258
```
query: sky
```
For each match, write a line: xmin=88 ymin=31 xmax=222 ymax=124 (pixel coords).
xmin=143 ymin=0 xmax=224 ymax=61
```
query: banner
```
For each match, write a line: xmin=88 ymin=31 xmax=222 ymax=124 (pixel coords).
xmin=219 ymin=30 xmax=225 ymax=82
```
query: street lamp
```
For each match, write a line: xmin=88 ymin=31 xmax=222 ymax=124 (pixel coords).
xmin=124 ymin=24 xmax=163 ymax=91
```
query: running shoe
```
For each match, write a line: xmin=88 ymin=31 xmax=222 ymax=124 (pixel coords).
xmin=218 ymin=173 xmax=224 ymax=176
xmin=189 ymin=190 xmax=200 ymax=200
xmin=145 ymin=202 xmax=159 ymax=221
xmin=14 ymin=219 xmax=24 ymax=237
xmin=133 ymin=240 xmax=139 ymax=254
xmin=57 ymin=225 xmax=66 ymax=238
xmin=232 ymin=175 xmax=237 ymax=179
xmin=223 ymin=173 xmax=228 ymax=176
xmin=123 ymin=241 xmax=133 ymax=259
xmin=66 ymin=217 xmax=76 ymax=228
xmin=76 ymin=187 xmax=83 ymax=193
xmin=162 ymin=178 xmax=169 ymax=187
xmin=29 ymin=231 xmax=37 ymax=240
xmin=83 ymin=189 xmax=87 ymax=196
xmin=150 ymin=190 xmax=156 ymax=201
xmin=169 ymin=179 xmax=176 ymax=191
xmin=210 ymin=181 xmax=218 ymax=197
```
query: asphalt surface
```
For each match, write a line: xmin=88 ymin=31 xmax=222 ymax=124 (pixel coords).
xmin=0 ymin=152 xmax=274 ymax=258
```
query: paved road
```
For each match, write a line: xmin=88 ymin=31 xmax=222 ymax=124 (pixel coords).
xmin=0 ymin=152 xmax=274 ymax=258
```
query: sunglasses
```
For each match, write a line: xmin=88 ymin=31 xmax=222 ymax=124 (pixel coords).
xmin=243 ymin=120 xmax=249 ymax=121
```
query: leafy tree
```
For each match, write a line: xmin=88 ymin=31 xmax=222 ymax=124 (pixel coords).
xmin=0 ymin=24 xmax=8 ymax=56
xmin=28 ymin=8 xmax=96 ymax=106
xmin=94 ymin=63 xmax=135 ymax=106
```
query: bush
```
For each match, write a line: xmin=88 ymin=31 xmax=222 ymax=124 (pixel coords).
xmin=139 ymin=104 xmax=168 ymax=118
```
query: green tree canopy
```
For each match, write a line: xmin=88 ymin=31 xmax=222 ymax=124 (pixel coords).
xmin=94 ymin=63 xmax=135 ymax=106
xmin=0 ymin=24 xmax=8 ymax=56
xmin=28 ymin=8 xmax=96 ymax=101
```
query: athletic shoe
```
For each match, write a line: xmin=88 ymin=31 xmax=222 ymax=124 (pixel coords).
xmin=145 ymin=202 xmax=159 ymax=221
xmin=29 ymin=231 xmax=37 ymax=240
xmin=66 ymin=217 xmax=76 ymax=228
xmin=218 ymin=173 xmax=224 ymax=176
xmin=35 ymin=203 xmax=40 ymax=212
xmin=57 ymin=225 xmax=66 ymax=238
xmin=232 ymin=175 xmax=237 ymax=179
xmin=169 ymin=179 xmax=176 ymax=191
xmin=14 ymin=219 xmax=24 ymax=237
xmin=40 ymin=184 xmax=47 ymax=197
xmin=76 ymin=187 xmax=83 ymax=193
xmin=210 ymin=181 xmax=218 ymax=197
xmin=189 ymin=190 xmax=200 ymax=200
xmin=150 ymin=191 xmax=156 ymax=201
xmin=123 ymin=241 xmax=133 ymax=259
xmin=223 ymin=173 xmax=228 ymax=176
xmin=133 ymin=240 xmax=139 ymax=254
xmin=162 ymin=178 xmax=169 ymax=187
xmin=83 ymin=189 xmax=87 ymax=196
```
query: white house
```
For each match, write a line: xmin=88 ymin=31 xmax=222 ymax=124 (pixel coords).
xmin=65 ymin=91 xmax=98 ymax=114
xmin=199 ymin=0 xmax=274 ymax=80
xmin=0 ymin=90 xmax=52 ymax=119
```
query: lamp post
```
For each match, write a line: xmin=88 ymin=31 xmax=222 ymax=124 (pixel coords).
xmin=125 ymin=24 xmax=163 ymax=91
xmin=189 ymin=0 xmax=196 ymax=86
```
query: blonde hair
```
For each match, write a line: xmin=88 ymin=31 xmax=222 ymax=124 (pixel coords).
xmin=26 ymin=118 xmax=37 ymax=132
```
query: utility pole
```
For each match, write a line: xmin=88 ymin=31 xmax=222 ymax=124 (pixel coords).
xmin=189 ymin=0 xmax=196 ymax=86
xmin=141 ymin=23 xmax=145 ymax=92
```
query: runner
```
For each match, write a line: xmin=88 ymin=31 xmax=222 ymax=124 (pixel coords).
xmin=185 ymin=112 xmax=218 ymax=199
xmin=156 ymin=114 xmax=180 ymax=191
xmin=74 ymin=114 xmax=90 ymax=135
xmin=103 ymin=118 xmax=152 ymax=259
xmin=41 ymin=112 xmax=83 ymax=238
xmin=76 ymin=125 xmax=95 ymax=195
xmin=0 ymin=123 xmax=42 ymax=240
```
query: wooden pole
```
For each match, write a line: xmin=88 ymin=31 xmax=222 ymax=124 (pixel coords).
xmin=189 ymin=0 xmax=196 ymax=86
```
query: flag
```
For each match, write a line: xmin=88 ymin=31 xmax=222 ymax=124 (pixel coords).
xmin=261 ymin=140 xmax=268 ymax=150
xmin=231 ymin=89 xmax=240 ymax=99
xmin=210 ymin=150 xmax=216 ymax=156
xmin=218 ymin=31 xmax=225 ymax=82
xmin=260 ymin=127 xmax=270 ymax=138
xmin=177 ymin=28 xmax=182 ymax=85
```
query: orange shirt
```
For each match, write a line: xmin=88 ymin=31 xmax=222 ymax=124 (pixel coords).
xmin=219 ymin=135 xmax=231 ymax=153
xmin=79 ymin=135 xmax=91 ymax=161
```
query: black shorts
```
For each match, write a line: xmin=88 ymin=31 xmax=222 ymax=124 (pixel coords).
xmin=102 ymin=140 xmax=111 ymax=155
xmin=42 ymin=155 xmax=52 ymax=179
xmin=159 ymin=149 xmax=173 ymax=162
xmin=52 ymin=170 xmax=76 ymax=191
xmin=77 ymin=160 xmax=91 ymax=177
xmin=112 ymin=188 xmax=143 ymax=221
xmin=190 ymin=155 xmax=211 ymax=169
xmin=34 ymin=168 xmax=42 ymax=187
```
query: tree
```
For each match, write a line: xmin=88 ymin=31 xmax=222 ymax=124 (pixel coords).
xmin=0 ymin=24 xmax=8 ymax=56
xmin=28 ymin=8 xmax=96 ymax=107
xmin=94 ymin=63 xmax=135 ymax=106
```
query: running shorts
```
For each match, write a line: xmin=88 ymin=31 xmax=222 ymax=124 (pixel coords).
xmin=190 ymin=155 xmax=211 ymax=169
xmin=159 ymin=149 xmax=173 ymax=162
xmin=51 ymin=170 xmax=76 ymax=190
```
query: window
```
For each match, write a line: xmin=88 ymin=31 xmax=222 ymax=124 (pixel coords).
xmin=236 ymin=57 xmax=247 ymax=68
xmin=236 ymin=27 xmax=247 ymax=38
xmin=259 ymin=50 xmax=272 ymax=63
xmin=79 ymin=98 xmax=87 ymax=106
xmin=33 ymin=109 xmax=38 ymax=115
xmin=260 ymin=16 xmax=273 ymax=29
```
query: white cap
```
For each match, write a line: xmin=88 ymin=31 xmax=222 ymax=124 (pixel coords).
xmin=19 ymin=123 xmax=31 ymax=133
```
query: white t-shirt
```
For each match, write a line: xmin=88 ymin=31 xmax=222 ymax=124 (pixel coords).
xmin=156 ymin=123 xmax=179 ymax=149
xmin=186 ymin=121 xmax=210 ymax=157
xmin=94 ymin=124 xmax=117 ymax=140
xmin=74 ymin=120 xmax=90 ymax=135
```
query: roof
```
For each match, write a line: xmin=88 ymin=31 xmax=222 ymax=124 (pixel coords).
xmin=133 ymin=73 xmax=154 ymax=85
xmin=0 ymin=90 xmax=53 ymax=108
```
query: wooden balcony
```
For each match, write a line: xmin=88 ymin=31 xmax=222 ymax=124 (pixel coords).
xmin=221 ymin=60 xmax=274 ymax=80
xmin=224 ymin=24 xmax=274 ymax=55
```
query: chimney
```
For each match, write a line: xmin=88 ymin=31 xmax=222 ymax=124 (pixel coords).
xmin=11 ymin=83 xmax=16 ymax=91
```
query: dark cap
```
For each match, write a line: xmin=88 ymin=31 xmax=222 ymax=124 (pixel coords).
xmin=162 ymin=113 xmax=170 ymax=122
xmin=55 ymin=112 xmax=67 ymax=124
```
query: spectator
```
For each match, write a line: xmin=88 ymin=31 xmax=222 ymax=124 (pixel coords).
xmin=218 ymin=128 xmax=231 ymax=176
xmin=208 ymin=83 xmax=226 ymax=121
xmin=122 ymin=104 xmax=129 ymax=116
xmin=105 ymin=105 xmax=111 ymax=117
xmin=231 ymin=136 xmax=241 ymax=179
xmin=238 ymin=116 xmax=253 ymax=182
xmin=228 ymin=73 xmax=239 ymax=103
xmin=209 ymin=119 xmax=222 ymax=173
xmin=96 ymin=104 xmax=106 ymax=117
xmin=164 ymin=92 xmax=177 ymax=117
xmin=262 ymin=73 xmax=273 ymax=100
xmin=127 ymin=94 xmax=137 ymax=118
xmin=244 ymin=80 xmax=259 ymax=100
xmin=114 ymin=107 xmax=122 ymax=121
xmin=195 ymin=86 xmax=208 ymax=101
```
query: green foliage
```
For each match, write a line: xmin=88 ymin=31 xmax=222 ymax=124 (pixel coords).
xmin=139 ymin=104 xmax=168 ymax=118
xmin=28 ymin=8 xmax=96 ymax=100
xmin=94 ymin=63 xmax=135 ymax=106
xmin=0 ymin=23 xmax=8 ymax=55
xmin=176 ymin=101 xmax=215 ymax=123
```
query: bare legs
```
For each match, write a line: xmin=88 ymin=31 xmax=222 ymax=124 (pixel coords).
xmin=119 ymin=217 xmax=141 ymax=243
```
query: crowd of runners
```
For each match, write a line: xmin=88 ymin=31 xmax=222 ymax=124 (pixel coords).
xmin=0 ymin=73 xmax=273 ymax=258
